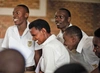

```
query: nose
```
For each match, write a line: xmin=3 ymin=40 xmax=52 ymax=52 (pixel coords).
xmin=13 ymin=12 xmax=17 ymax=19
xmin=93 ymin=48 xmax=96 ymax=52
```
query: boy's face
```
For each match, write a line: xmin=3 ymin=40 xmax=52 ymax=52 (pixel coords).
xmin=13 ymin=6 xmax=28 ymax=26
xmin=93 ymin=36 xmax=100 ymax=58
xmin=63 ymin=33 xmax=75 ymax=51
xmin=30 ymin=27 xmax=46 ymax=45
xmin=54 ymin=10 xmax=70 ymax=31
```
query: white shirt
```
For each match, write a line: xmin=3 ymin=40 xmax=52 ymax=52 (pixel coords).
xmin=40 ymin=34 xmax=70 ymax=73
xmin=2 ymin=22 xmax=35 ymax=67
xmin=69 ymin=36 xmax=99 ymax=72
xmin=57 ymin=23 xmax=88 ymax=43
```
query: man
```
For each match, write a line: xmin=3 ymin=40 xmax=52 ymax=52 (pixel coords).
xmin=2 ymin=4 xmax=35 ymax=73
xmin=54 ymin=63 xmax=88 ymax=73
xmin=55 ymin=8 xmax=87 ymax=43
xmin=29 ymin=19 xmax=70 ymax=73
xmin=91 ymin=28 xmax=100 ymax=73
xmin=0 ymin=49 xmax=25 ymax=73
xmin=63 ymin=25 xmax=99 ymax=72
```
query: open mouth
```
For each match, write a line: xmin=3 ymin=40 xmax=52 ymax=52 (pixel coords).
xmin=35 ymin=40 xmax=38 ymax=43
xmin=14 ymin=19 xmax=18 ymax=22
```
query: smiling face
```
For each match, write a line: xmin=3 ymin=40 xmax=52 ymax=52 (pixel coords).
xmin=54 ymin=10 xmax=70 ymax=31
xmin=93 ymin=36 xmax=100 ymax=58
xmin=30 ymin=27 xmax=46 ymax=45
xmin=63 ymin=32 xmax=78 ymax=51
xmin=63 ymin=33 xmax=73 ymax=50
xmin=13 ymin=6 xmax=29 ymax=26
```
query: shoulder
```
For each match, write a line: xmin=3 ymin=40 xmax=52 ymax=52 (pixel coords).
xmin=7 ymin=25 xmax=16 ymax=31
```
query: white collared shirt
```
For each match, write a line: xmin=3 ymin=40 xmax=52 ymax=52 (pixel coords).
xmin=57 ymin=23 xmax=88 ymax=43
xmin=2 ymin=22 xmax=35 ymax=67
xmin=40 ymin=34 xmax=70 ymax=73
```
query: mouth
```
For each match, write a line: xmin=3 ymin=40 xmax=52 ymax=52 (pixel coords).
xmin=35 ymin=40 xmax=38 ymax=43
xmin=56 ymin=23 xmax=60 ymax=26
xmin=14 ymin=19 xmax=18 ymax=22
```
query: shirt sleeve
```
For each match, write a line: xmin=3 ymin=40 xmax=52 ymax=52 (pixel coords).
xmin=2 ymin=28 xmax=10 ymax=48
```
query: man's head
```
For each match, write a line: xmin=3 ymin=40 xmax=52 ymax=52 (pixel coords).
xmin=13 ymin=4 xmax=29 ymax=26
xmin=0 ymin=49 xmax=25 ymax=73
xmin=63 ymin=25 xmax=83 ymax=51
xmin=55 ymin=8 xmax=71 ymax=32
xmin=29 ymin=19 xmax=51 ymax=45
xmin=93 ymin=28 xmax=100 ymax=58
xmin=54 ymin=63 xmax=88 ymax=73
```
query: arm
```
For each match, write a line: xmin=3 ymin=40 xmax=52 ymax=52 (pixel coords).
xmin=34 ymin=49 xmax=42 ymax=66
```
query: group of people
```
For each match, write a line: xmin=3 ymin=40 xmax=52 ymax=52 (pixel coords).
xmin=0 ymin=4 xmax=100 ymax=73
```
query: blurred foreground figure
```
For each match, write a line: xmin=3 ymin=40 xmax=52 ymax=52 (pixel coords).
xmin=0 ymin=49 xmax=25 ymax=73
xmin=54 ymin=63 xmax=88 ymax=73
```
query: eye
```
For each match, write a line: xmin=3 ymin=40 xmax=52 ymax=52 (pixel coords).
xmin=94 ymin=44 xmax=100 ymax=49
xmin=16 ymin=11 xmax=20 ymax=15
xmin=54 ymin=16 xmax=57 ymax=19
xmin=60 ymin=16 xmax=64 ymax=19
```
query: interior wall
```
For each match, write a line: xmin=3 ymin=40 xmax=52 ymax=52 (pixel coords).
xmin=0 ymin=0 xmax=100 ymax=38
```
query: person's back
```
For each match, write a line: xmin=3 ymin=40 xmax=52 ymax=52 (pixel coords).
xmin=0 ymin=49 xmax=25 ymax=73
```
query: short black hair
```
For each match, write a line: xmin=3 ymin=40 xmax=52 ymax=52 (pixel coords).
xmin=64 ymin=25 xmax=83 ymax=40
xmin=98 ymin=61 xmax=100 ymax=71
xmin=17 ymin=4 xmax=29 ymax=13
xmin=94 ymin=28 xmax=100 ymax=38
xmin=29 ymin=19 xmax=51 ymax=33
xmin=54 ymin=63 xmax=88 ymax=73
xmin=59 ymin=8 xmax=71 ymax=17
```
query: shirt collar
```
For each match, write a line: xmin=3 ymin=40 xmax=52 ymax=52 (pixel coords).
xmin=76 ymin=35 xmax=88 ymax=53
xmin=13 ymin=21 xmax=30 ymax=36
xmin=41 ymin=34 xmax=56 ymax=47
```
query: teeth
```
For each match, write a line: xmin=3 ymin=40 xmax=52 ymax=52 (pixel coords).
xmin=57 ymin=23 xmax=60 ymax=25
xmin=14 ymin=19 xmax=18 ymax=21
xmin=35 ymin=40 xmax=38 ymax=43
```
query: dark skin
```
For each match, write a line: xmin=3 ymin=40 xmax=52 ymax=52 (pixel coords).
xmin=0 ymin=49 xmax=25 ymax=73
xmin=91 ymin=68 xmax=99 ymax=73
xmin=55 ymin=10 xmax=71 ymax=32
xmin=30 ymin=27 xmax=51 ymax=73
xmin=35 ymin=49 xmax=42 ymax=66
xmin=93 ymin=36 xmax=100 ymax=58
xmin=13 ymin=6 xmax=29 ymax=36
xmin=13 ymin=6 xmax=35 ymax=73
xmin=35 ymin=9 xmax=71 ymax=71
xmin=63 ymin=32 xmax=80 ymax=51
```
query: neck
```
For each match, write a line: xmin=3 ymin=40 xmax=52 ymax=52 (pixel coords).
xmin=17 ymin=21 xmax=27 ymax=36
xmin=17 ymin=21 xmax=27 ymax=31
xmin=61 ymin=24 xmax=70 ymax=33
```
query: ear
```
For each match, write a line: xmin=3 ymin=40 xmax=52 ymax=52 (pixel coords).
xmin=68 ymin=17 xmax=71 ymax=22
xmin=25 ymin=13 xmax=29 ymax=18
xmin=41 ymin=28 xmax=46 ymax=34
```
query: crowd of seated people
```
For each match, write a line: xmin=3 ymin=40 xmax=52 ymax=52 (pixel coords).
xmin=0 ymin=5 xmax=100 ymax=73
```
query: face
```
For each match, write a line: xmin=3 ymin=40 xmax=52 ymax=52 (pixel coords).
xmin=13 ymin=6 xmax=28 ymax=26
xmin=93 ymin=36 xmax=100 ymax=58
xmin=30 ymin=27 xmax=46 ymax=45
xmin=54 ymin=10 xmax=70 ymax=31
xmin=63 ymin=33 xmax=75 ymax=51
